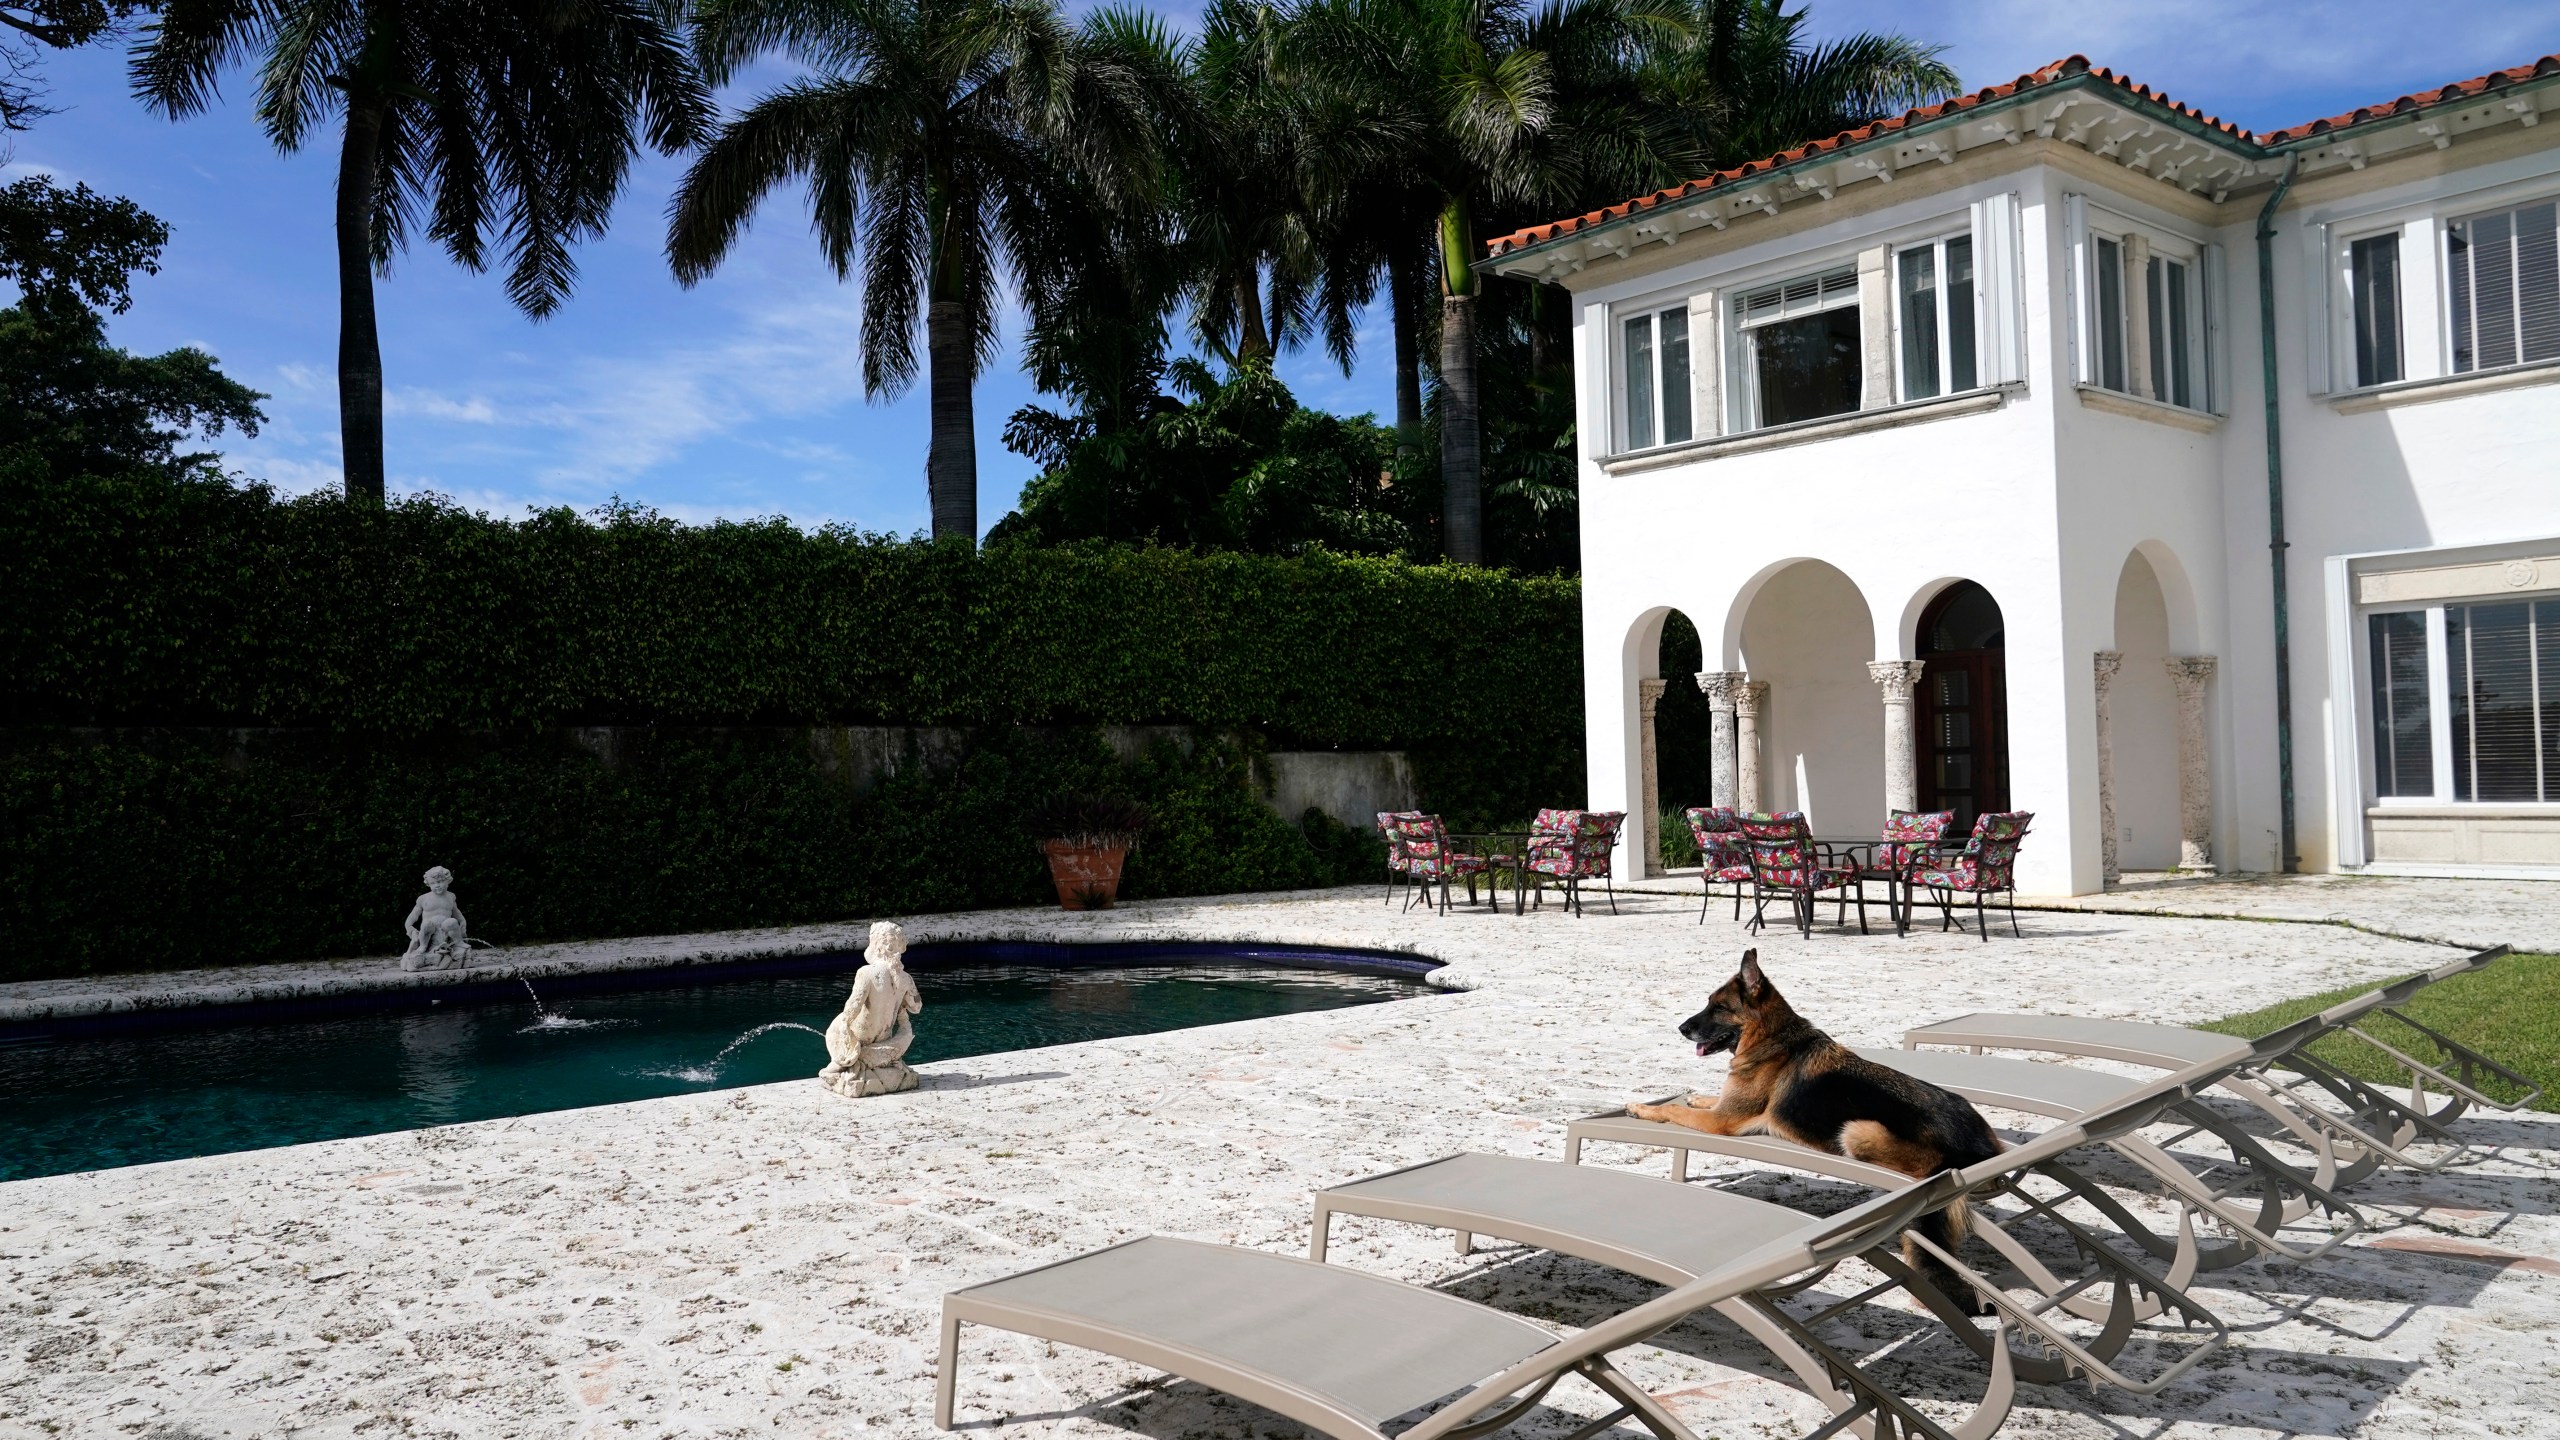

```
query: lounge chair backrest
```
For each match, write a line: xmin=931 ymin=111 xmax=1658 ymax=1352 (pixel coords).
xmin=2424 ymin=943 xmax=2510 ymax=986
xmin=1530 ymin=807 xmax=1580 ymax=843
xmin=2244 ymin=1009 xmax=2347 ymax=1065
xmin=1480 ymin=1171 xmax=1967 ymax=1386
xmin=1388 ymin=814 xmax=1450 ymax=866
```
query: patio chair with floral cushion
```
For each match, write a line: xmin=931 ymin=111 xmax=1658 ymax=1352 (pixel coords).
xmin=1374 ymin=810 xmax=1424 ymax=908
xmin=1387 ymin=813 xmax=1501 ymax=915
xmin=1682 ymin=806 xmax=1753 ymax=925
xmin=1737 ymin=811 xmax=1868 ymax=938
xmin=1525 ymin=810 xmax=1626 ymax=917
xmin=1862 ymin=809 xmax=1954 ymax=933
xmin=1910 ymin=811 xmax=2036 ymax=941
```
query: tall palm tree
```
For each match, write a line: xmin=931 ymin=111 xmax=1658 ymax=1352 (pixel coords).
xmin=134 ymin=0 xmax=710 ymax=503
xmin=1287 ymin=0 xmax=1696 ymax=565
xmin=1165 ymin=0 xmax=1318 ymax=367
xmin=669 ymin=0 xmax=1159 ymax=544
xmin=1290 ymin=0 xmax=1951 ymax=563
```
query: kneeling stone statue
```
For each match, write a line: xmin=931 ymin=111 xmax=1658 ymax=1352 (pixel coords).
xmin=820 ymin=921 xmax=923 ymax=1098
xmin=401 ymin=866 xmax=477 ymax=972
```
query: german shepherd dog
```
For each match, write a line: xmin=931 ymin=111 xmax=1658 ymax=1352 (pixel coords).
xmin=1626 ymin=950 xmax=2002 ymax=1309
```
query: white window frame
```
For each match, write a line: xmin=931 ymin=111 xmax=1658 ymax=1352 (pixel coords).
xmin=2072 ymin=204 xmax=2212 ymax=412
xmin=2308 ymin=159 xmax=2560 ymax=394
xmin=2336 ymin=221 xmax=2409 ymax=390
xmin=2360 ymin=603 xmax=2447 ymax=806
xmin=2443 ymin=188 xmax=2560 ymax=378
xmin=1892 ymin=229 xmax=1980 ymax=403
xmin=2143 ymin=242 xmax=2206 ymax=410
xmin=1726 ymin=263 xmax=1861 ymax=433
xmin=1611 ymin=301 xmax=1695 ymax=455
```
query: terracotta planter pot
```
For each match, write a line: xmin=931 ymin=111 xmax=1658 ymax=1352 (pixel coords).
xmin=1040 ymin=841 xmax=1130 ymax=910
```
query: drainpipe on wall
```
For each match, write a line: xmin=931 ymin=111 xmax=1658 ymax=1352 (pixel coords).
xmin=2256 ymin=153 xmax=2302 ymax=872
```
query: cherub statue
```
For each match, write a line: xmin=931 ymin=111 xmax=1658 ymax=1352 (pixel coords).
xmin=400 ymin=866 xmax=474 ymax=972
xmin=819 ymin=921 xmax=924 ymax=1097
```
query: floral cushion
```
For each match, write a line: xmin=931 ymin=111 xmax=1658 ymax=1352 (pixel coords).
xmin=1389 ymin=813 xmax=1497 ymax=880
xmin=1377 ymin=810 xmax=1424 ymax=873
xmin=1525 ymin=811 xmax=1623 ymax=879
xmin=1912 ymin=812 xmax=2033 ymax=892
xmin=1877 ymin=809 xmax=1955 ymax=870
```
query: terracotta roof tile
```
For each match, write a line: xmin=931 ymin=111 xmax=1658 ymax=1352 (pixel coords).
xmin=1488 ymin=50 xmax=2560 ymax=259
xmin=2261 ymin=54 xmax=2560 ymax=143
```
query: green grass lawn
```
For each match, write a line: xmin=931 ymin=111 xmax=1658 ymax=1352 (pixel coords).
xmin=2200 ymin=951 xmax=2560 ymax=1108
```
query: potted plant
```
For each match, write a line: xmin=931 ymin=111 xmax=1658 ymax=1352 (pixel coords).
xmin=1031 ymin=794 xmax=1149 ymax=910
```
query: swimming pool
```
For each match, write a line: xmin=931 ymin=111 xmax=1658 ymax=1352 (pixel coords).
xmin=0 ymin=943 xmax=1436 ymax=1181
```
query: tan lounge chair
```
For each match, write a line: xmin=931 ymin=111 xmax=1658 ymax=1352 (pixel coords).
xmin=937 ymin=1171 xmax=1969 ymax=1439
xmin=1566 ymin=1014 xmax=2364 ymax=1281
xmin=1902 ymin=946 xmax=2533 ymax=1180
xmin=1316 ymin=1080 xmax=2227 ymax=1414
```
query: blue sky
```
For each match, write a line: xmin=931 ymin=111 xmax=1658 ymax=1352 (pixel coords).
xmin=7 ymin=2 xmax=2552 ymax=533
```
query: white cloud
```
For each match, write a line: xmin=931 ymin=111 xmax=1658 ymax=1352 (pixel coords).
xmin=384 ymin=387 xmax=500 ymax=424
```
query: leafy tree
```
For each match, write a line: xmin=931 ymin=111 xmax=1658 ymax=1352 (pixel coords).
xmin=1 ymin=2 xmax=139 ymax=137
xmin=992 ymin=358 xmax=1420 ymax=557
xmin=0 ymin=176 xmax=263 ymax=480
xmin=132 ymin=0 xmax=712 ymax=504
xmin=669 ymin=0 xmax=1162 ymax=546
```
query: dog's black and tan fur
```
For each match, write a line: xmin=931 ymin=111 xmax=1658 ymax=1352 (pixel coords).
xmin=1627 ymin=950 xmax=2001 ymax=1307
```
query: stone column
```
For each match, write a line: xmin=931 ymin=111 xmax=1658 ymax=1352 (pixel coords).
xmin=1637 ymin=678 xmax=1668 ymax=876
xmin=2093 ymin=651 xmax=2123 ymax=885
xmin=1697 ymin=671 xmax=1744 ymax=810
xmin=2165 ymin=656 xmax=2217 ymax=872
xmin=1867 ymin=661 xmax=1928 ymax=817
xmin=1735 ymin=681 xmax=1769 ymax=814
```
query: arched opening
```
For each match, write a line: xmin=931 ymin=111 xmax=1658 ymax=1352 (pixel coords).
xmin=1655 ymin=610 xmax=1712 ymax=819
xmin=1739 ymin=561 xmax=1882 ymax=834
xmin=1916 ymin=581 xmax=2008 ymax=831
xmin=2111 ymin=552 xmax=2180 ymax=871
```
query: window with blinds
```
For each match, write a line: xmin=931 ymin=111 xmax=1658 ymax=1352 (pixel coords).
xmin=2448 ymin=198 xmax=2560 ymax=374
xmin=2447 ymin=601 xmax=2560 ymax=801
xmin=1732 ymin=266 xmax=1861 ymax=430
xmin=2369 ymin=611 xmax=2432 ymax=797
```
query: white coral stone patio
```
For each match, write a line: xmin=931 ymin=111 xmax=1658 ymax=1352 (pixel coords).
xmin=2 ymin=876 xmax=2556 ymax=1440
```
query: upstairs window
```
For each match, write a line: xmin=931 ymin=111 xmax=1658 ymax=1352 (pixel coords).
xmin=1618 ymin=306 xmax=1692 ymax=451
xmin=1733 ymin=266 xmax=1860 ymax=430
xmin=2348 ymin=232 xmax=2404 ymax=387
xmin=1897 ymin=234 xmax=1977 ymax=401
xmin=2089 ymin=236 xmax=2128 ymax=393
xmin=2146 ymin=253 xmax=2198 ymax=408
xmin=2448 ymin=198 xmax=2560 ymax=374
xmin=2076 ymin=213 xmax=2209 ymax=411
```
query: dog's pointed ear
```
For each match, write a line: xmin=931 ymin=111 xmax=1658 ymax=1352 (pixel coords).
xmin=1738 ymin=949 xmax=1766 ymax=998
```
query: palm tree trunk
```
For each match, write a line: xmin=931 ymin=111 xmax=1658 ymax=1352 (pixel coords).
xmin=1389 ymin=248 xmax=1422 ymax=451
xmin=925 ymin=298 xmax=977 ymax=542
xmin=334 ymin=97 xmax=387 ymax=504
xmin=1236 ymin=269 xmax=1272 ymax=362
xmin=1436 ymin=197 xmax=1481 ymax=565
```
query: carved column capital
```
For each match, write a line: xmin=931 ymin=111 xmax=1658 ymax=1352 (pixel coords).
xmin=2093 ymin=650 xmax=2124 ymax=691
xmin=1637 ymin=676 xmax=1669 ymax=720
xmin=2165 ymin=655 xmax=2218 ymax=690
xmin=1733 ymin=680 xmax=1768 ymax=719
xmin=1696 ymin=670 xmax=1746 ymax=711
xmin=1866 ymin=660 xmax=1927 ymax=705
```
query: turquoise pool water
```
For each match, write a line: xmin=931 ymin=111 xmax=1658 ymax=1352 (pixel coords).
xmin=0 ymin=947 xmax=1431 ymax=1181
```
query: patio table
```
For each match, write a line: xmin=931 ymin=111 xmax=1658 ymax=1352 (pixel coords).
xmin=1808 ymin=837 xmax=1910 ymax=936
xmin=1445 ymin=832 xmax=1534 ymax=915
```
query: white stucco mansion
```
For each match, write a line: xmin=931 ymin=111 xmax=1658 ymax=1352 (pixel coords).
xmin=1486 ymin=52 xmax=2560 ymax=895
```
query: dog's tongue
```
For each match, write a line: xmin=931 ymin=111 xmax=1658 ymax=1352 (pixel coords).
xmin=1695 ymin=1043 xmax=1709 ymax=1056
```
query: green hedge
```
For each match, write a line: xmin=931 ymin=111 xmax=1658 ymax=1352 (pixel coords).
xmin=1 ymin=726 xmax=1387 ymax=980
xmin=0 ymin=471 xmax=1583 ymax=978
xmin=1 ymin=468 xmax=1580 ymax=749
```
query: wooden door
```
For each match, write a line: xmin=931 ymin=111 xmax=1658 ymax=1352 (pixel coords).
xmin=1914 ymin=581 xmax=2009 ymax=832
